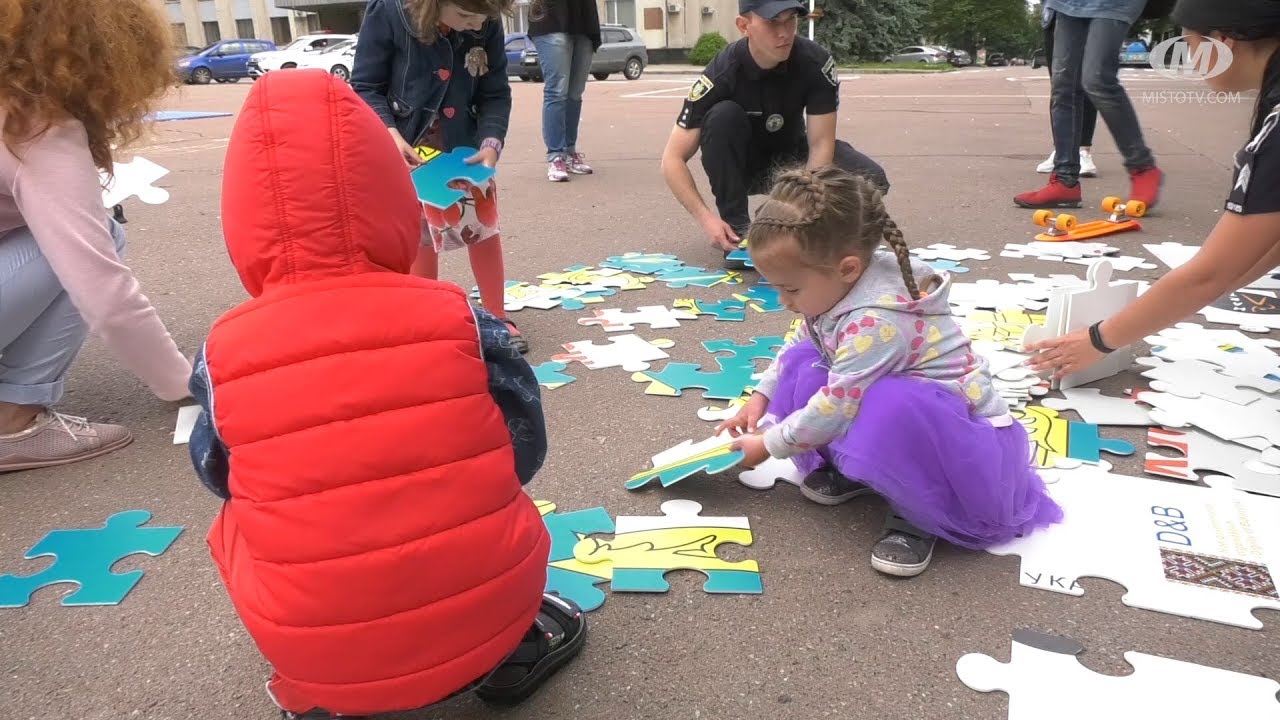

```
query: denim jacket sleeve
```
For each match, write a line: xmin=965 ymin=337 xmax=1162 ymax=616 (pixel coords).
xmin=473 ymin=20 xmax=512 ymax=144
xmin=474 ymin=308 xmax=546 ymax=485
xmin=188 ymin=344 xmax=231 ymax=500
xmin=350 ymin=0 xmax=398 ymax=127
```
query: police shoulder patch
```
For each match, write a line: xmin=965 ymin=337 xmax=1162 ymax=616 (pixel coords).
xmin=688 ymin=74 xmax=714 ymax=102
xmin=821 ymin=56 xmax=839 ymax=87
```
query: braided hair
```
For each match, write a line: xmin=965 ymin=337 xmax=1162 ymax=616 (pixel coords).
xmin=748 ymin=165 xmax=927 ymax=299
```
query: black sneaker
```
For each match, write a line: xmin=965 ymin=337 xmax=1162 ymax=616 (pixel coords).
xmin=799 ymin=467 xmax=875 ymax=506
xmin=870 ymin=511 xmax=937 ymax=577
xmin=475 ymin=593 xmax=587 ymax=706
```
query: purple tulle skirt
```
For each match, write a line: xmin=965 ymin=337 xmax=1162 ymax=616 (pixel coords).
xmin=765 ymin=340 xmax=1062 ymax=550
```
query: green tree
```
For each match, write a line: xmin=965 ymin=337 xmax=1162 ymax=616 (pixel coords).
xmin=924 ymin=0 xmax=1038 ymax=60
xmin=815 ymin=0 xmax=929 ymax=63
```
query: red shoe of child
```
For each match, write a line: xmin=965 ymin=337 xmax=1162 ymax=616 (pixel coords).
xmin=1014 ymin=174 xmax=1083 ymax=209
xmin=1129 ymin=166 xmax=1164 ymax=209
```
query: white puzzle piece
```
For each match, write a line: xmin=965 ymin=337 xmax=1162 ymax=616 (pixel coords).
xmin=972 ymin=341 xmax=1029 ymax=376
xmin=949 ymin=279 xmax=1053 ymax=315
xmin=1064 ymin=254 xmax=1158 ymax=272
xmin=1135 ymin=356 xmax=1280 ymax=405
xmin=1146 ymin=426 xmax=1280 ymax=498
xmin=1002 ymin=241 xmax=1117 ymax=259
xmin=1041 ymin=388 xmax=1154 ymax=426
xmin=1199 ymin=289 xmax=1280 ymax=333
xmin=737 ymin=456 xmax=804 ymax=491
xmin=551 ymin=334 xmax=676 ymax=372
xmin=1133 ymin=388 xmax=1279 ymax=451
xmin=1021 ymin=260 xmax=1139 ymax=390
xmin=492 ymin=282 xmax=589 ymax=311
xmin=1147 ymin=241 xmax=1280 ymax=290
xmin=101 ymin=157 xmax=170 ymax=207
xmin=173 ymin=405 xmax=200 ymax=445
xmin=614 ymin=498 xmax=751 ymax=534
xmin=986 ymin=467 xmax=1280 ymax=629
xmin=576 ymin=305 xmax=698 ymax=332
xmin=1145 ymin=323 xmax=1280 ymax=379
xmin=957 ymin=629 xmax=1280 ymax=720
xmin=910 ymin=243 xmax=991 ymax=263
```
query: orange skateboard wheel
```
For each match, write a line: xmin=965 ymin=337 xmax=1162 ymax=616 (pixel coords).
xmin=1032 ymin=209 xmax=1053 ymax=227
xmin=1101 ymin=196 xmax=1121 ymax=214
xmin=1126 ymin=199 xmax=1147 ymax=218
xmin=1054 ymin=213 xmax=1077 ymax=232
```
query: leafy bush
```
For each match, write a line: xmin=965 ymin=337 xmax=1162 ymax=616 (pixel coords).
xmin=688 ymin=32 xmax=729 ymax=66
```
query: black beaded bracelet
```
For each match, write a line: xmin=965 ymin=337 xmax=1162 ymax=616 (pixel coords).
xmin=1088 ymin=321 xmax=1115 ymax=354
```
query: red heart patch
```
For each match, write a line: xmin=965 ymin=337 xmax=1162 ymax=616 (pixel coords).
xmin=442 ymin=107 xmax=456 ymax=119
xmin=915 ymin=319 xmax=925 ymax=333
xmin=859 ymin=316 xmax=876 ymax=328
xmin=907 ymin=353 xmax=919 ymax=366
xmin=437 ymin=69 xmax=452 ymax=81
xmin=911 ymin=336 xmax=924 ymax=350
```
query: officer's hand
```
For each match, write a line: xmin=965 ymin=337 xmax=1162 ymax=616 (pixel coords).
xmin=700 ymin=216 xmax=740 ymax=252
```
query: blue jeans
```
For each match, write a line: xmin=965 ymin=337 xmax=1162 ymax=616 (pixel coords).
xmin=532 ymin=32 xmax=594 ymax=160
xmin=1050 ymin=12 xmax=1155 ymax=182
xmin=0 ymin=219 xmax=127 ymax=406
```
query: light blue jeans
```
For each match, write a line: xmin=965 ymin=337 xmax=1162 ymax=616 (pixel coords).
xmin=531 ymin=32 xmax=594 ymax=160
xmin=0 ymin=219 xmax=127 ymax=406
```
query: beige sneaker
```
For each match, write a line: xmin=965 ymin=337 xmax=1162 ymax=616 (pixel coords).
xmin=0 ymin=411 xmax=133 ymax=473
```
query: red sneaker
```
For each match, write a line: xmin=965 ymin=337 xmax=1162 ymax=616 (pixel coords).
xmin=1014 ymin=174 xmax=1083 ymax=209
xmin=1129 ymin=166 xmax=1163 ymax=209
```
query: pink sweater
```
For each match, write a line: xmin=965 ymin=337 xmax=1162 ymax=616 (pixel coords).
xmin=0 ymin=116 xmax=191 ymax=401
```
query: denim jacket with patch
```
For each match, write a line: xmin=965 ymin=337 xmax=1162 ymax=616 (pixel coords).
xmin=350 ymin=0 xmax=511 ymax=150
xmin=188 ymin=307 xmax=547 ymax=499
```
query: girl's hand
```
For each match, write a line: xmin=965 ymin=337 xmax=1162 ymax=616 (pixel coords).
xmin=715 ymin=392 xmax=769 ymax=437
xmin=731 ymin=433 xmax=770 ymax=468
xmin=1023 ymin=327 xmax=1104 ymax=379
xmin=388 ymin=128 xmax=423 ymax=167
xmin=466 ymin=146 xmax=499 ymax=169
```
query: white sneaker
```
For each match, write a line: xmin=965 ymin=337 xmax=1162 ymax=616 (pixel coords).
xmin=1080 ymin=149 xmax=1097 ymax=177
xmin=547 ymin=156 xmax=569 ymax=182
xmin=1036 ymin=150 xmax=1055 ymax=173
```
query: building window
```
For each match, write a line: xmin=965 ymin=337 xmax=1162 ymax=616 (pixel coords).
xmin=505 ymin=0 xmax=530 ymax=33
xmin=171 ymin=24 xmax=187 ymax=46
xmin=236 ymin=19 xmax=255 ymax=39
xmin=203 ymin=21 xmax=221 ymax=44
xmin=307 ymin=14 xmax=322 ymax=33
xmin=606 ymin=0 xmax=637 ymax=28
xmin=271 ymin=16 xmax=293 ymax=45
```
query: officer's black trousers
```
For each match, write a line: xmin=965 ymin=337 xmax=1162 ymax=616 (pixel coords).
xmin=698 ymin=100 xmax=890 ymax=232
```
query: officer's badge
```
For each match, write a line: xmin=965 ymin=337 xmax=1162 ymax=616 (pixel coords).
xmin=766 ymin=114 xmax=784 ymax=133
xmin=688 ymin=74 xmax=714 ymax=102
xmin=821 ymin=56 xmax=839 ymax=87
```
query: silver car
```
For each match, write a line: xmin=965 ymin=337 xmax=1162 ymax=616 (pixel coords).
xmin=884 ymin=45 xmax=949 ymax=64
xmin=512 ymin=24 xmax=648 ymax=82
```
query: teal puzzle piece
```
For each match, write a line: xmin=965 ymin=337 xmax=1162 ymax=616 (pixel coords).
xmin=702 ymin=336 xmax=786 ymax=371
xmin=611 ymin=568 xmax=763 ymax=594
xmin=735 ymin=284 xmax=783 ymax=313
xmin=559 ymin=287 xmax=617 ymax=310
xmin=0 ymin=510 xmax=183 ymax=608
xmin=541 ymin=505 xmax=614 ymax=611
xmin=633 ymin=362 xmax=758 ymax=400
xmin=546 ymin=566 xmax=609 ymax=612
xmin=600 ymin=253 xmax=686 ymax=275
xmin=532 ymin=361 xmax=576 ymax=389
xmin=925 ymin=259 xmax=971 ymax=274
xmin=675 ymin=298 xmax=747 ymax=322
xmin=725 ymin=248 xmax=753 ymax=268
xmin=409 ymin=146 xmax=495 ymax=209
xmin=625 ymin=446 xmax=745 ymax=490
xmin=655 ymin=266 xmax=742 ymax=289
xmin=1066 ymin=423 xmax=1136 ymax=464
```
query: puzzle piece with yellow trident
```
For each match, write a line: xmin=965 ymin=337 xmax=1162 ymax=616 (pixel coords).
xmin=572 ymin=499 xmax=762 ymax=594
xmin=1012 ymin=405 xmax=1136 ymax=471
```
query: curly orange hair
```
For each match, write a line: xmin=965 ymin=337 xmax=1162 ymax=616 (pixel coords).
xmin=0 ymin=0 xmax=176 ymax=173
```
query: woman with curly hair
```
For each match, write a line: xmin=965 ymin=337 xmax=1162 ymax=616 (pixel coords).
xmin=0 ymin=0 xmax=191 ymax=472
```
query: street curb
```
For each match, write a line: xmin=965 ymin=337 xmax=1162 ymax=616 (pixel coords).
xmin=642 ymin=65 xmax=957 ymax=75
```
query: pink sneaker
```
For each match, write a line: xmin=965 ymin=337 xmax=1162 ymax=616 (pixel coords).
xmin=567 ymin=152 xmax=593 ymax=175
xmin=547 ymin=157 xmax=569 ymax=182
xmin=0 ymin=411 xmax=133 ymax=473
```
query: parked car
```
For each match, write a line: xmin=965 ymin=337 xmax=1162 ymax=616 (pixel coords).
xmin=178 ymin=39 xmax=277 ymax=84
xmin=507 ymin=24 xmax=648 ymax=81
xmin=248 ymin=33 xmax=355 ymax=78
xmin=940 ymin=47 xmax=972 ymax=66
xmin=1031 ymin=47 xmax=1047 ymax=68
xmin=884 ymin=46 xmax=949 ymax=64
xmin=295 ymin=38 xmax=358 ymax=81
xmin=985 ymin=52 xmax=1008 ymax=67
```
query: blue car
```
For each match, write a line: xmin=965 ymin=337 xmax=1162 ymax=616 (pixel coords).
xmin=177 ymin=39 xmax=278 ymax=84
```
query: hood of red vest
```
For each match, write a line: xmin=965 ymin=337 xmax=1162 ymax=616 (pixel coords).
xmin=219 ymin=69 xmax=421 ymax=297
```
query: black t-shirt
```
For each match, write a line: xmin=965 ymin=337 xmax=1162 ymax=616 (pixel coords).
xmin=1226 ymin=101 xmax=1280 ymax=215
xmin=676 ymin=37 xmax=840 ymax=148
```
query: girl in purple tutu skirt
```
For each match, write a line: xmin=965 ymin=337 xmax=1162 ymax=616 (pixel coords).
xmin=718 ymin=165 xmax=1062 ymax=577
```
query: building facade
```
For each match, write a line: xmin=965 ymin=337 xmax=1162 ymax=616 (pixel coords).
xmin=155 ymin=0 xmax=322 ymax=49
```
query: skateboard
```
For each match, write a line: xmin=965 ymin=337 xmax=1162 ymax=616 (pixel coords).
xmin=1032 ymin=196 xmax=1146 ymax=242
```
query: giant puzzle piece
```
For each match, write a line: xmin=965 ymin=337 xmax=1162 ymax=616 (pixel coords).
xmin=557 ymin=285 xmax=617 ymax=311
xmin=1012 ymin=405 xmax=1135 ymax=470
xmin=478 ymin=281 xmax=585 ymax=312
xmin=539 ymin=266 xmax=653 ymax=291
xmin=737 ymin=456 xmax=804 ymax=491
xmin=910 ymin=243 xmax=991 ymax=263
xmin=957 ymin=629 xmax=1280 ymax=719
xmin=673 ymin=298 xmax=747 ymax=322
xmin=1041 ymin=388 xmax=1153 ymax=426
xmin=985 ymin=467 xmax=1280 ymax=629
xmin=536 ymin=500 xmax=615 ymax=612
xmin=626 ymin=433 xmax=744 ymax=490
xmin=959 ymin=308 xmax=1045 ymax=350
xmin=531 ymin=361 xmax=576 ymax=390
xmin=577 ymin=305 xmax=698 ymax=332
xmin=733 ymin=284 xmax=783 ymax=313
xmin=1200 ymin=290 xmax=1280 ymax=333
xmin=600 ymin=252 xmax=687 ymax=275
xmin=410 ymin=145 xmax=495 ymax=209
xmin=572 ymin=499 xmax=762 ymax=594
xmin=101 ymin=157 xmax=170 ymax=208
xmin=1145 ymin=426 xmax=1280 ymax=498
xmin=631 ymin=362 xmax=758 ymax=401
xmin=1133 ymin=388 xmax=1280 ymax=451
xmin=697 ymin=389 xmax=754 ymax=423
xmin=702 ymin=336 xmax=786 ymax=371
xmin=1144 ymin=322 xmax=1280 ymax=379
xmin=1136 ymin=356 xmax=1280 ymax=405
xmin=0 ymin=511 xmax=183 ymax=608
xmin=655 ymin=266 xmax=743 ymax=289
xmin=552 ymin=335 xmax=675 ymax=373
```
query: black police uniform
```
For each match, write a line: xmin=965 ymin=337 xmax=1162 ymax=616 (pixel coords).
xmin=1226 ymin=100 xmax=1280 ymax=216
xmin=677 ymin=36 xmax=889 ymax=233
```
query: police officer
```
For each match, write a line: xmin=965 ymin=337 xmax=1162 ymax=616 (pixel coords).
xmin=660 ymin=0 xmax=889 ymax=257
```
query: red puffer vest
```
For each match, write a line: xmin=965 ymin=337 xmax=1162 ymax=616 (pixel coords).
xmin=203 ymin=70 xmax=548 ymax=716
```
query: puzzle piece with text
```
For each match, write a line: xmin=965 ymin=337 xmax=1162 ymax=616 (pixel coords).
xmin=1145 ymin=426 xmax=1280 ymax=498
xmin=101 ymin=157 xmax=170 ymax=208
xmin=536 ymin=500 xmax=614 ymax=612
xmin=626 ymin=433 xmax=744 ymax=490
xmin=577 ymin=305 xmax=698 ymax=332
xmin=409 ymin=146 xmax=494 ymax=209
xmin=552 ymin=335 xmax=675 ymax=373
xmin=957 ymin=629 xmax=1280 ymax=720
xmin=1013 ymin=405 xmax=1135 ymax=470
xmin=0 ymin=511 xmax=183 ymax=608
xmin=984 ymin=467 xmax=1280 ymax=629
xmin=572 ymin=499 xmax=762 ymax=594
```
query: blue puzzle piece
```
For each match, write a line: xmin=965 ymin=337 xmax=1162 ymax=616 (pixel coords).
xmin=655 ymin=266 xmax=743 ymax=289
xmin=625 ymin=443 xmax=745 ymax=490
xmin=632 ymin=362 xmax=758 ymax=400
xmin=673 ymin=298 xmax=746 ymax=321
xmin=559 ymin=287 xmax=617 ymax=310
xmin=1066 ymin=422 xmax=1136 ymax=464
xmin=611 ymin=568 xmax=762 ymax=594
xmin=409 ymin=146 xmax=495 ymax=209
xmin=546 ymin=566 xmax=609 ymax=612
xmin=924 ymin=259 xmax=971 ymax=274
xmin=148 ymin=110 xmax=233 ymax=122
xmin=532 ymin=361 xmax=577 ymax=389
xmin=702 ymin=336 xmax=787 ymax=371
xmin=0 ymin=510 xmax=183 ymax=608
xmin=600 ymin=253 xmax=687 ymax=275
xmin=542 ymin=506 xmax=614 ymax=563
xmin=733 ymin=284 xmax=783 ymax=313
xmin=725 ymin=248 xmax=754 ymax=268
